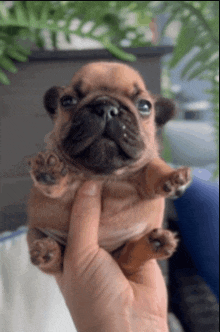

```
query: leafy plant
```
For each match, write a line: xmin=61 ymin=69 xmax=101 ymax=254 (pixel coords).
xmin=0 ymin=1 xmax=219 ymax=175
xmin=151 ymin=1 xmax=219 ymax=177
xmin=0 ymin=1 xmax=153 ymax=84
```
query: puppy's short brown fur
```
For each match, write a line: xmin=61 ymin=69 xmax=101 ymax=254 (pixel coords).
xmin=27 ymin=62 xmax=191 ymax=280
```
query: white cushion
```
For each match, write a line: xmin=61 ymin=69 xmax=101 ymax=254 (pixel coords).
xmin=0 ymin=227 xmax=77 ymax=332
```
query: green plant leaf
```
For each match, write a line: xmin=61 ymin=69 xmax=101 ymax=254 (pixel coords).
xmin=40 ymin=2 xmax=50 ymax=25
xmin=0 ymin=38 xmax=6 ymax=56
xmin=169 ymin=22 xmax=198 ymax=69
xmin=14 ymin=1 xmax=28 ymax=25
xmin=34 ymin=29 xmax=45 ymax=49
xmin=161 ymin=131 xmax=173 ymax=163
xmin=0 ymin=68 xmax=10 ymax=85
xmin=199 ymin=1 xmax=210 ymax=11
xmin=181 ymin=46 xmax=218 ymax=79
xmin=15 ymin=43 xmax=32 ymax=56
xmin=187 ymin=58 xmax=219 ymax=80
xmin=6 ymin=48 xmax=28 ymax=62
xmin=0 ymin=1 xmax=9 ymax=21
xmin=26 ymin=1 xmax=38 ymax=26
xmin=29 ymin=1 xmax=46 ymax=21
xmin=64 ymin=14 xmax=77 ymax=31
xmin=83 ymin=2 xmax=107 ymax=21
xmin=51 ymin=31 xmax=58 ymax=49
xmin=207 ymin=58 xmax=219 ymax=71
xmin=64 ymin=32 xmax=71 ymax=43
xmin=101 ymin=37 xmax=136 ymax=62
xmin=0 ymin=56 xmax=18 ymax=73
xmin=136 ymin=12 xmax=152 ymax=26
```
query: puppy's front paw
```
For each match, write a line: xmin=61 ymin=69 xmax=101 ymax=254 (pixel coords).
xmin=157 ymin=167 xmax=191 ymax=199
xmin=30 ymin=238 xmax=63 ymax=274
xmin=29 ymin=151 xmax=69 ymax=197
xmin=29 ymin=151 xmax=67 ymax=184
xmin=148 ymin=228 xmax=179 ymax=259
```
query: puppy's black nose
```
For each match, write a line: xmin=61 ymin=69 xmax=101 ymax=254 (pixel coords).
xmin=94 ymin=104 xmax=119 ymax=120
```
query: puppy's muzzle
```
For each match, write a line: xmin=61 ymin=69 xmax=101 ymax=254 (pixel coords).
xmin=60 ymin=95 xmax=144 ymax=174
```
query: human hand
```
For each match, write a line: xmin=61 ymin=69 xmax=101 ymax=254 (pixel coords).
xmin=55 ymin=181 xmax=169 ymax=332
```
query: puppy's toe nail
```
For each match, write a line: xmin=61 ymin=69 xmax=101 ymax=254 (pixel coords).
xmin=164 ymin=248 xmax=173 ymax=256
xmin=176 ymin=188 xmax=185 ymax=197
xmin=176 ymin=182 xmax=189 ymax=196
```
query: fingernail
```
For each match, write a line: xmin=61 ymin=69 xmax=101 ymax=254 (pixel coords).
xmin=81 ymin=181 xmax=100 ymax=196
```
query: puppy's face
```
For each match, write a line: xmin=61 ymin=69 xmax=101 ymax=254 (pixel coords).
xmin=44 ymin=62 xmax=176 ymax=175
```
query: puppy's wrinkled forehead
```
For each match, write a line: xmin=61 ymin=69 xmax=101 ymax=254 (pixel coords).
xmin=71 ymin=62 xmax=146 ymax=97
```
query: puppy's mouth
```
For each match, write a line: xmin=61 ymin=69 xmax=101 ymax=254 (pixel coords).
xmin=60 ymin=101 xmax=144 ymax=174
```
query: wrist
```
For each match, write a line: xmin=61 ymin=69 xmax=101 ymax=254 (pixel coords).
xmin=80 ymin=316 xmax=168 ymax=332
xmin=80 ymin=318 xmax=131 ymax=332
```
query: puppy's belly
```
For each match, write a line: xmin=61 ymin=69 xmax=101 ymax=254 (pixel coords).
xmin=28 ymin=185 xmax=165 ymax=253
xmin=99 ymin=221 xmax=149 ymax=252
xmin=99 ymin=197 xmax=165 ymax=252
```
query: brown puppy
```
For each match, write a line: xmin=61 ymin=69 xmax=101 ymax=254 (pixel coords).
xmin=27 ymin=62 xmax=191 ymax=279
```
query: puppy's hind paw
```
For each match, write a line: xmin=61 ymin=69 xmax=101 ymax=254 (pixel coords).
xmin=148 ymin=228 xmax=179 ymax=259
xmin=30 ymin=237 xmax=63 ymax=274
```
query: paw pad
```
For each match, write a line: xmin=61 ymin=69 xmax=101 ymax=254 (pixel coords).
xmin=35 ymin=173 xmax=56 ymax=185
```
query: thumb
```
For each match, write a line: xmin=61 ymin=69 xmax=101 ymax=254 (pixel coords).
xmin=66 ymin=181 xmax=103 ymax=256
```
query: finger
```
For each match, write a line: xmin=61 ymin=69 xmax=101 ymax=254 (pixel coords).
xmin=66 ymin=181 xmax=103 ymax=256
xmin=141 ymin=260 xmax=168 ymax=317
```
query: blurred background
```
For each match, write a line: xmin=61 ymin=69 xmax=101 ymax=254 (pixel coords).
xmin=0 ymin=2 xmax=219 ymax=332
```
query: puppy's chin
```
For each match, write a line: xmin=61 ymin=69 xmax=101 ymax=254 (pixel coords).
xmin=61 ymin=137 xmax=141 ymax=175
xmin=77 ymin=138 xmax=135 ymax=174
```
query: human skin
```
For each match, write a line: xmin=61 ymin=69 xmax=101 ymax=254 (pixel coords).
xmin=54 ymin=181 xmax=169 ymax=332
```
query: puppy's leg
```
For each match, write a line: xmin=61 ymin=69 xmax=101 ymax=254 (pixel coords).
xmin=146 ymin=158 xmax=191 ymax=199
xmin=27 ymin=228 xmax=64 ymax=274
xmin=29 ymin=151 xmax=70 ymax=198
xmin=114 ymin=229 xmax=178 ymax=282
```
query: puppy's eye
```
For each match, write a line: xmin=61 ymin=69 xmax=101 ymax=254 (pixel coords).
xmin=137 ymin=99 xmax=152 ymax=116
xmin=60 ymin=95 xmax=77 ymax=107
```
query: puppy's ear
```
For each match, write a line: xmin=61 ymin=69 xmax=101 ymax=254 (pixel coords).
xmin=155 ymin=97 xmax=177 ymax=126
xmin=43 ymin=86 xmax=61 ymax=119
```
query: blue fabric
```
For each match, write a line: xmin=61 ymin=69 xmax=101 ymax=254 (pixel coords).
xmin=173 ymin=176 xmax=219 ymax=301
xmin=0 ymin=227 xmax=27 ymax=243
